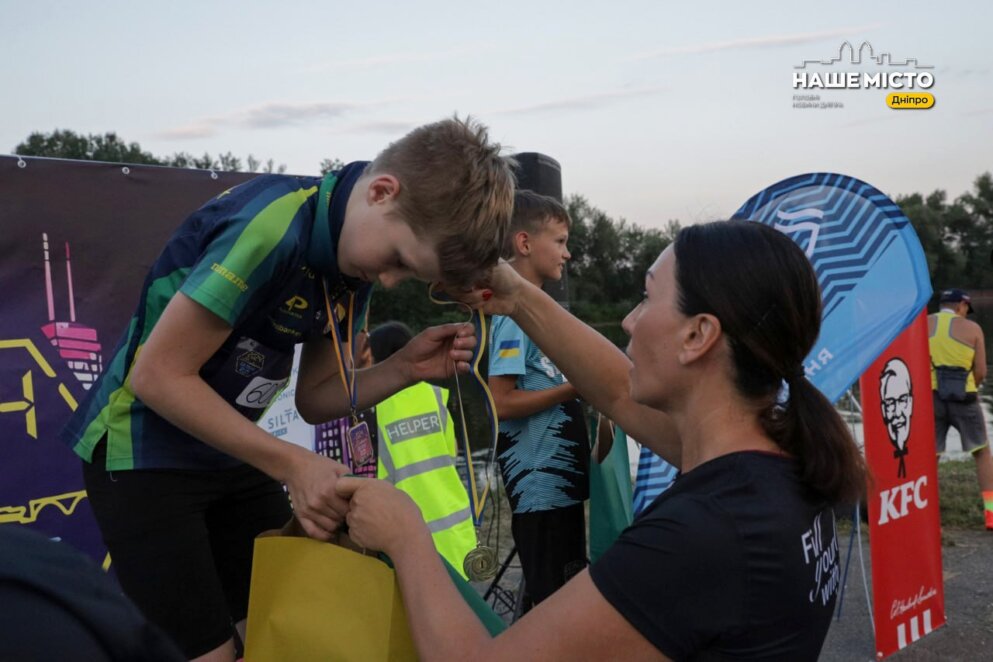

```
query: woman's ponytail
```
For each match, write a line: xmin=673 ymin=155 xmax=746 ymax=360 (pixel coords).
xmin=675 ymin=221 xmax=868 ymax=504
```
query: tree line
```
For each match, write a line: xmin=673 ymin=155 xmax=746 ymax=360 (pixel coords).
xmin=897 ymin=174 xmax=993 ymax=292
xmin=13 ymin=129 xmax=288 ymax=174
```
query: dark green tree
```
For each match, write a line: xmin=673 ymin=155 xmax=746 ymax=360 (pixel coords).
xmin=897 ymin=172 xmax=993 ymax=293
xmin=320 ymin=158 xmax=345 ymax=175
xmin=15 ymin=129 xmax=161 ymax=164
xmin=957 ymin=172 xmax=993 ymax=288
xmin=565 ymin=195 xmax=679 ymax=345
xmin=13 ymin=129 xmax=287 ymax=173
xmin=897 ymin=189 xmax=967 ymax=291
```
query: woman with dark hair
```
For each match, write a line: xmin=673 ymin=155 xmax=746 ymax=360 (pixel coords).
xmin=337 ymin=220 xmax=867 ymax=661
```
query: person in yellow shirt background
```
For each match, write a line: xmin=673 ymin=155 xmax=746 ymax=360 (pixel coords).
xmin=929 ymin=288 xmax=993 ymax=530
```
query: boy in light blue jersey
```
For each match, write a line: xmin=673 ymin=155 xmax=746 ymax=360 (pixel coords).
xmin=61 ymin=117 xmax=514 ymax=660
xmin=489 ymin=190 xmax=589 ymax=610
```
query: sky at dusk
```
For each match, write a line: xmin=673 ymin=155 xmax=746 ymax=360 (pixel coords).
xmin=2 ymin=0 xmax=989 ymax=229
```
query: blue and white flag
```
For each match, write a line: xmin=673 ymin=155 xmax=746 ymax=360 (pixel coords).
xmin=733 ymin=173 xmax=932 ymax=404
xmin=633 ymin=445 xmax=678 ymax=516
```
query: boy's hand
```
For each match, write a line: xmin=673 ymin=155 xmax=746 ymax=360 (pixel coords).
xmin=336 ymin=477 xmax=427 ymax=556
xmin=284 ymin=453 xmax=351 ymax=540
xmin=396 ymin=323 xmax=477 ymax=382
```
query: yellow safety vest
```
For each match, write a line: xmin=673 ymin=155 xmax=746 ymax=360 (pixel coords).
xmin=376 ymin=383 xmax=477 ymax=578
xmin=929 ymin=310 xmax=978 ymax=392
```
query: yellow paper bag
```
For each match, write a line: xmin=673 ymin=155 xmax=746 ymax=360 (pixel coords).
xmin=245 ymin=536 xmax=417 ymax=662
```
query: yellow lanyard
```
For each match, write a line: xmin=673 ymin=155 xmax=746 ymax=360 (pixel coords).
xmin=323 ymin=280 xmax=358 ymax=420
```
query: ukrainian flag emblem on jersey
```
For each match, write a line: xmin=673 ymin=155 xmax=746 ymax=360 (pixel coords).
xmin=497 ymin=339 xmax=521 ymax=358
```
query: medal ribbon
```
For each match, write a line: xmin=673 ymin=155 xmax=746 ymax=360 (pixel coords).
xmin=323 ymin=283 xmax=359 ymax=420
xmin=428 ymin=285 xmax=500 ymax=527
xmin=314 ymin=168 xmax=361 ymax=419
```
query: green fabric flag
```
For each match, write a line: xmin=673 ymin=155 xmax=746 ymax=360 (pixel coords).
xmin=443 ymin=557 xmax=507 ymax=635
xmin=589 ymin=423 xmax=634 ymax=563
xmin=382 ymin=551 xmax=507 ymax=635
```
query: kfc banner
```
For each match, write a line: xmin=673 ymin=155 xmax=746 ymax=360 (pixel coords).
xmin=0 ymin=155 xmax=254 ymax=561
xmin=860 ymin=311 xmax=945 ymax=659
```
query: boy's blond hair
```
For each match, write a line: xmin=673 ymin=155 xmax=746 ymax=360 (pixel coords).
xmin=369 ymin=116 xmax=515 ymax=288
xmin=502 ymin=189 xmax=571 ymax=259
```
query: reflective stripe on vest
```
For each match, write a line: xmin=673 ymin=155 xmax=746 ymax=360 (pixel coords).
xmin=929 ymin=311 xmax=977 ymax=392
xmin=427 ymin=506 xmax=473 ymax=534
xmin=392 ymin=454 xmax=456 ymax=483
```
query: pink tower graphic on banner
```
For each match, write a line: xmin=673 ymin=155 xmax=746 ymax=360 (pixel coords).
xmin=39 ymin=233 xmax=103 ymax=389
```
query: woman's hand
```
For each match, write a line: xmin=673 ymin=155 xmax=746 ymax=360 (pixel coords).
xmin=436 ymin=260 xmax=526 ymax=317
xmin=335 ymin=477 xmax=428 ymax=557
xmin=478 ymin=260 xmax=525 ymax=317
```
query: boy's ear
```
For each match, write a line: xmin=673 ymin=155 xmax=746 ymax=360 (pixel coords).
xmin=514 ymin=230 xmax=531 ymax=257
xmin=678 ymin=313 xmax=722 ymax=366
xmin=366 ymin=174 xmax=400 ymax=205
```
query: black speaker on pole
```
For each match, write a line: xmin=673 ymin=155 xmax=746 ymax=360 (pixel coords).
xmin=513 ymin=152 xmax=563 ymax=202
xmin=511 ymin=152 xmax=569 ymax=308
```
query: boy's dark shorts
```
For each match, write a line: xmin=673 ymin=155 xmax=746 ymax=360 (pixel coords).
xmin=83 ymin=441 xmax=291 ymax=658
xmin=511 ymin=503 xmax=588 ymax=608
xmin=933 ymin=391 xmax=989 ymax=454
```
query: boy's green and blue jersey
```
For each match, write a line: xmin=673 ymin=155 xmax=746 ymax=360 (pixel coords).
xmin=61 ymin=163 xmax=372 ymax=471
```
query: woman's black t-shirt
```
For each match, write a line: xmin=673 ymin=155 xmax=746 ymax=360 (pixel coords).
xmin=589 ymin=451 xmax=840 ymax=661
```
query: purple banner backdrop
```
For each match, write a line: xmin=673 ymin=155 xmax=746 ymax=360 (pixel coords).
xmin=0 ymin=155 xmax=254 ymax=562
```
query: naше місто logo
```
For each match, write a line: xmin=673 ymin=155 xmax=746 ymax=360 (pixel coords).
xmin=792 ymin=42 xmax=935 ymax=110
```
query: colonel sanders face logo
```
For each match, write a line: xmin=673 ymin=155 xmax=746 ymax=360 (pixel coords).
xmin=879 ymin=358 xmax=913 ymax=477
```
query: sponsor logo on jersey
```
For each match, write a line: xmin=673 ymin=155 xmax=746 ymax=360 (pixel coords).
xmin=235 ymin=350 xmax=265 ymax=377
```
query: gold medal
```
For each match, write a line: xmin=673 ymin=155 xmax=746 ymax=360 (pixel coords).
xmin=463 ymin=544 xmax=498 ymax=581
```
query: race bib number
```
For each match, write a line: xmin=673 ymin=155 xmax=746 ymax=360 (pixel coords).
xmin=235 ymin=376 xmax=290 ymax=409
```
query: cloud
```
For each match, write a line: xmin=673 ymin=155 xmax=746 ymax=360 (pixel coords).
xmin=304 ymin=87 xmax=667 ymax=133
xmin=236 ymin=101 xmax=358 ymax=128
xmin=157 ymin=57 xmax=666 ymax=140
xmin=157 ymin=123 xmax=218 ymax=140
xmin=492 ymin=86 xmax=666 ymax=116
xmin=304 ymin=43 xmax=498 ymax=73
xmin=156 ymin=100 xmax=384 ymax=140
xmin=626 ymin=24 xmax=884 ymax=61
xmin=338 ymin=120 xmax=418 ymax=134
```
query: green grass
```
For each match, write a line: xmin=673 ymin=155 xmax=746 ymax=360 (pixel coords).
xmin=937 ymin=458 xmax=986 ymax=529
